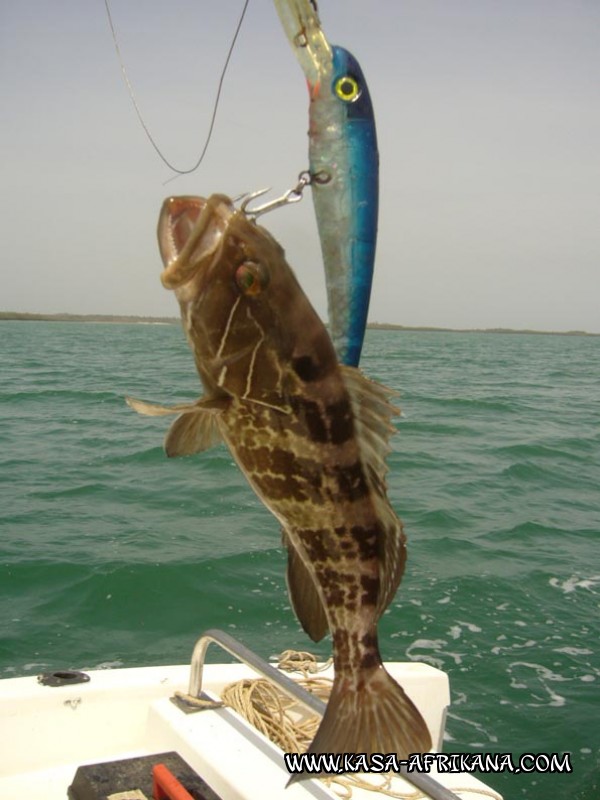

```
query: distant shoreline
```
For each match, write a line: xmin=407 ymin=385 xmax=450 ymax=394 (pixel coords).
xmin=0 ymin=311 xmax=597 ymax=337
xmin=0 ymin=312 xmax=178 ymax=325
xmin=367 ymin=322 xmax=598 ymax=337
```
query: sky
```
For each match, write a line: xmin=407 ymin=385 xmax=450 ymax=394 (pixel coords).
xmin=1 ymin=0 xmax=599 ymax=332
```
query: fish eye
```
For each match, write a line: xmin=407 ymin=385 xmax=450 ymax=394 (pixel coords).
xmin=334 ymin=74 xmax=361 ymax=102
xmin=235 ymin=261 xmax=269 ymax=296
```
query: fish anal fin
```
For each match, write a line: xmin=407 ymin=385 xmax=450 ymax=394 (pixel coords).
xmin=288 ymin=662 xmax=432 ymax=783
xmin=283 ymin=529 xmax=329 ymax=643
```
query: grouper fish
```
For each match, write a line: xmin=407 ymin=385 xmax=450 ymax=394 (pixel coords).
xmin=127 ymin=194 xmax=431 ymax=768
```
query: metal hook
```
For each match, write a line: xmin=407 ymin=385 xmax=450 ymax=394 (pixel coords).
xmin=239 ymin=171 xmax=325 ymax=220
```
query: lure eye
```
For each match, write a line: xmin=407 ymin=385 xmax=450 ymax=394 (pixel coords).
xmin=334 ymin=75 xmax=361 ymax=102
xmin=235 ymin=261 xmax=269 ymax=296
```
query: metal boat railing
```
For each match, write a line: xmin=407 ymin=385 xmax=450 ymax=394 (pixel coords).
xmin=185 ymin=629 xmax=463 ymax=800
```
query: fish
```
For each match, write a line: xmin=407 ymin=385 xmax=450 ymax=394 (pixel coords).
xmin=127 ymin=193 xmax=432 ymax=773
xmin=273 ymin=0 xmax=379 ymax=368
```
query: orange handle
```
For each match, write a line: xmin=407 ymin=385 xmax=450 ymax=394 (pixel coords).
xmin=152 ymin=763 xmax=195 ymax=800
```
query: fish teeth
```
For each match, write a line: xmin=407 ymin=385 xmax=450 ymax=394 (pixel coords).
xmin=167 ymin=218 xmax=179 ymax=258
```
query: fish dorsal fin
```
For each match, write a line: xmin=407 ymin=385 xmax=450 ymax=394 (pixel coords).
xmin=339 ymin=365 xmax=399 ymax=465
xmin=282 ymin=529 xmax=329 ymax=643
xmin=340 ymin=366 xmax=407 ymax=616
xmin=126 ymin=395 xmax=228 ymax=457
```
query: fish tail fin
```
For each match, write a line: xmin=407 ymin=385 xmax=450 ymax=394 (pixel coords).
xmin=287 ymin=664 xmax=431 ymax=784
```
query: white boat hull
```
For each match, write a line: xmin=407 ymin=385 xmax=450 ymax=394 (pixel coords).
xmin=0 ymin=660 xmax=501 ymax=800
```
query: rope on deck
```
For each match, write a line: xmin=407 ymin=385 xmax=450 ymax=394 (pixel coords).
xmin=220 ymin=650 xmax=503 ymax=800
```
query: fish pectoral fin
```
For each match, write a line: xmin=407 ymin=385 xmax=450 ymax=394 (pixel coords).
xmin=283 ymin=529 xmax=329 ymax=643
xmin=126 ymin=394 xmax=228 ymax=457
xmin=287 ymin=662 xmax=432 ymax=785
xmin=164 ymin=405 xmax=226 ymax=457
xmin=125 ymin=396 xmax=203 ymax=417
xmin=126 ymin=395 xmax=228 ymax=417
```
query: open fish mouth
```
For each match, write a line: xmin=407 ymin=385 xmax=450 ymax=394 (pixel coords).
xmin=158 ymin=196 xmax=206 ymax=267
xmin=158 ymin=195 xmax=233 ymax=290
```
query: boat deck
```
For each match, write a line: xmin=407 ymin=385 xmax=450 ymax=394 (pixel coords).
xmin=0 ymin=660 xmax=502 ymax=800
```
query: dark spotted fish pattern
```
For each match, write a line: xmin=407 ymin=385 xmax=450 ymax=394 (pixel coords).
xmin=127 ymin=194 xmax=432 ymax=773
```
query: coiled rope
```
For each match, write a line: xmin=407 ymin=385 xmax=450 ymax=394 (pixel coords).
xmin=220 ymin=650 xmax=503 ymax=800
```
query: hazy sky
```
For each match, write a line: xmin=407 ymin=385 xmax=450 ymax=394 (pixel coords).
xmin=2 ymin=0 xmax=599 ymax=332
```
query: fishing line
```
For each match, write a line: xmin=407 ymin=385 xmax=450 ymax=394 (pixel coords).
xmin=104 ymin=0 xmax=251 ymax=177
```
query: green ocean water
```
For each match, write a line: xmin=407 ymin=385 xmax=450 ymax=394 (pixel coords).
xmin=1 ymin=320 xmax=598 ymax=799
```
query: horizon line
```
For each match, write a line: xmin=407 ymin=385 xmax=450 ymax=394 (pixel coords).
xmin=1 ymin=311 xmax=597 ymax=337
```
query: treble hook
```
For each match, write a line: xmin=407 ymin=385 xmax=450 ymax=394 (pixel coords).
xmin=239 ymin=171 xmax=330 ymax=220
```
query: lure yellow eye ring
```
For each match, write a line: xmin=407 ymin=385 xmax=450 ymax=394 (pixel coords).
xmin=235 ymin=261 xmax=269 ymax=296
xmin=334 ymin=75 xmax=361 ymax=102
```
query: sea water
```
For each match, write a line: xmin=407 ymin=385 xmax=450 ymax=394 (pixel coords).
xmin=1 ymin=321 xmax=598 ymax=798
